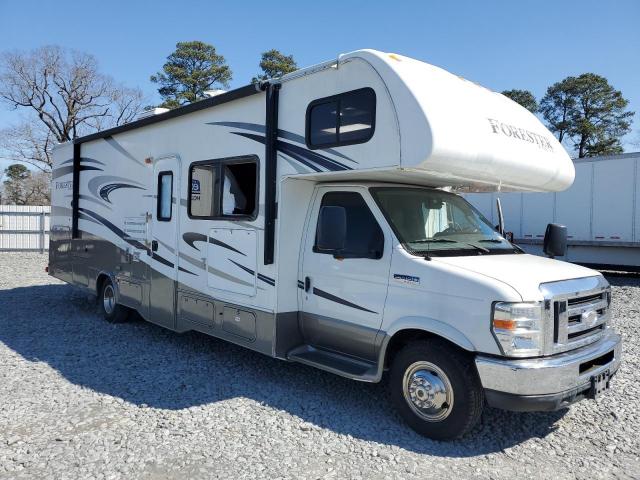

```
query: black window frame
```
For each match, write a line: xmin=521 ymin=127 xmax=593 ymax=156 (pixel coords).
xmin=312 ymin=191 xmax=384 ymax=260
xmin=187 ymin=154 xmax=260 ymax=221
xmin=305 ymin=87 xmax=376 ymax=150
xmin=156 ymin=170 xmax=173 ymax=222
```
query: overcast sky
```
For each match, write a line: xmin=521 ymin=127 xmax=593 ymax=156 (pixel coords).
xmin=0 ymin=0 xmax=638 ymax=169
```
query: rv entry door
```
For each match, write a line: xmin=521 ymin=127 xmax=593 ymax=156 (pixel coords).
xmin=149 ymin=156 xmax=180 ymax=329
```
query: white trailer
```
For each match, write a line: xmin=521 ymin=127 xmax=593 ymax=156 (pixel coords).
xmin=465 ymin=152 xmax=640 ymax=270
xmin=50 ymin=49 xmax=621 ymax=440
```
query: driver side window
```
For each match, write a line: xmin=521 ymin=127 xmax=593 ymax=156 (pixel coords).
xmin=313 ymin=191 xmax=384 ymax=259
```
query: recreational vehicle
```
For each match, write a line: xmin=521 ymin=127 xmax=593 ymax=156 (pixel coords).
xmin=49 ymin=49 xmax=621 ymax=439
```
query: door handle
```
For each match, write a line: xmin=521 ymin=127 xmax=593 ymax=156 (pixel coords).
xmin=151 ymin=240 xmax=158 ymax=252
xmin=304 ymin=276 xmax=311 ymax=292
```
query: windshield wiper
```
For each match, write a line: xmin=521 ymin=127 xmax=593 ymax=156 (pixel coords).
xmin=477 ymin=238 xmax=504 ymax=243
xmin=412 ymin=238 xmax=458 ymax=244
xmin=411 ymin=238 xmax=490 ymax=254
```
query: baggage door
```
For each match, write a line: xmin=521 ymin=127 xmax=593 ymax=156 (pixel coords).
xmin=148 ymin=156 xmax=180 ymax=329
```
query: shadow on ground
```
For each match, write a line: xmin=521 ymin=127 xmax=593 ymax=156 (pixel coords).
xmin=0 ymin=283 xmax=566 ymax=456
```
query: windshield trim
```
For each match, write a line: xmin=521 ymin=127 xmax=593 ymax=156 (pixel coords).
xmin=369 ymin=186 xmax=518 ymax=258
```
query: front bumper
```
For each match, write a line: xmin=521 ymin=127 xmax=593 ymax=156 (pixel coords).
xmin=475 ymin=331 xmax=622 ymax=412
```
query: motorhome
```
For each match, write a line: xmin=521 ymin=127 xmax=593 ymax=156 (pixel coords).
xmin=49 ymin=49 xmax=621 ymax=440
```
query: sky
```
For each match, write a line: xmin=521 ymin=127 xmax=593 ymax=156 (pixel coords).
xmin=0 ymin=0 xmax=639 ymax=170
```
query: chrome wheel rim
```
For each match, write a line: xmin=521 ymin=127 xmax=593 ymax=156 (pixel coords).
xmin=103 ymin=284 xmax=116 ymax=315
xmin=402 ymin=361 xmax=454 ymax=422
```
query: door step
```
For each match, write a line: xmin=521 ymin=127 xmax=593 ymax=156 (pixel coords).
xmin=287 ymin=344 xmax=378 ymax=382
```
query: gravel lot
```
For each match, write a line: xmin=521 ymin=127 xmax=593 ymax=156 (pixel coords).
xmin=0 ymin=253 xmax=639 ymax=479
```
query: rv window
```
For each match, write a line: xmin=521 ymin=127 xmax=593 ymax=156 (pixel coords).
xmin=221 ymin=162 xmax=257 ymax=216
xmin=313 ymin=191 xmax=383 ymax=259
xmin=157 ymin=172 xmax=173 ymax=221
xmin=309 ymin=102 xmax=338 ymax=146
xmin=306 ymin=88 xmax=376 ymax=149
xmin=189 ymin=164 xmax=219 ymax=217
xmin=188 ymin=156 xmax=258 ymax=219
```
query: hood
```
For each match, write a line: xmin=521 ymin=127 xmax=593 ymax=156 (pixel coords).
xmin=432 ymin=253 xmax=601 ymax=300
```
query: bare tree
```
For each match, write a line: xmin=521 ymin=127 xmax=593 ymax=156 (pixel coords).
xmin=0 ymin=45 xmax=144 ymax=170
xmin=0 ymin=122 xmax=54 ymax=171
xmin=23 ymin=170 xmax=51 ymax=205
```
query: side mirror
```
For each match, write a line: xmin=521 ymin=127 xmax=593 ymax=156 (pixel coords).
xmin=316 ymin=206 xmax=346 ymax=252
xmin=543 ymin=223 xmax=567 ymax=258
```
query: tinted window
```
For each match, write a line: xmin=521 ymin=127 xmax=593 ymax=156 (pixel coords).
xmin=189 ymin=156 xmax=258 ymax=219
xmin=306 ymin=88 xmax=376 ymax=149
xmin=314 ymin=191 xmax=383 ymax=259
xmin=157 ymin=172 xmax=173 ymax=221
xmin=309 ymin=101 xmax=338 ymax=146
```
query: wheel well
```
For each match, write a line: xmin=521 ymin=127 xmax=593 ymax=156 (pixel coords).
xmin=383 ymin=329 xmax=469 ymax=369
xmin=96 ymin=273 xmax=111 ymax=296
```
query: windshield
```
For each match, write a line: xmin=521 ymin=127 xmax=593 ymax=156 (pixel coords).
xmin=370 ymin=187 xmax=517 ymax=257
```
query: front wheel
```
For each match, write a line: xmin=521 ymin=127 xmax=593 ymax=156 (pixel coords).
xmin=389 ymin=339 xmax=484 ymax=440
xmin=99 ymin=279 xmax=130 ymax=323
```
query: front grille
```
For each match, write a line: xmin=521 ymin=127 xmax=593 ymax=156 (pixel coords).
xmin=551 ymin=290 xmax=610 ymax=354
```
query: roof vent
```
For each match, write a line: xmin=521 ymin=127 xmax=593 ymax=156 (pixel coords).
xmin=203 ymin=89 xmax=227 ymax=98
xmin=136 ymin=107 xmax=170 ymax=120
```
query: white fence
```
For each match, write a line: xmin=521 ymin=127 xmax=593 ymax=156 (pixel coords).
xmin=0 ymin=205 xmax=50 ymax=252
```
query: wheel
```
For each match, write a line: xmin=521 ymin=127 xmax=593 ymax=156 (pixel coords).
xmin=99 ymin=279 xmax=130 ymax=323
xmin=389 ymin=339 xmax=484 ymax=440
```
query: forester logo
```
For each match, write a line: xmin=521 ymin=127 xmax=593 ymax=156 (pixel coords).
xmin=487 ymin=118 xmax=554 ymax=152
xmin=55 ymin=181 xmax=73 ymax=190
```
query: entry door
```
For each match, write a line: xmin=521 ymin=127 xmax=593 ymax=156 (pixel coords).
xmin=149 ymin=156 xmax=180 ymax=329
xmin=300 ymin=187 xmax=391 ymax=361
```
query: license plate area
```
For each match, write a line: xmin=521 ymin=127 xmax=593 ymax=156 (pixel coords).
xmin=589 ymin=369 xmax=611 ymax=398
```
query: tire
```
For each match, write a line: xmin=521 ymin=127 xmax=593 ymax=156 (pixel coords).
xmin=99 ymin=278 xmax=130 ymax=324
xmin=389 ymin=339 xmax=484 ymax=440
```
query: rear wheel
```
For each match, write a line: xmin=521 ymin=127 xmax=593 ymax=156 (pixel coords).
xmin=99 ymin=279 xmax=130 ymax=323
xmin=389 ymin=339 xmax=483 ymax=440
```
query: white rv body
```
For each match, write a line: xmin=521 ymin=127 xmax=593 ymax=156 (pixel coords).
xmin=50 ymin=50 xmax=620 ymax=439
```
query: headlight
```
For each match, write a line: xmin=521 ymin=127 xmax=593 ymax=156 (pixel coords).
xmin=492 ymin=302 xmax=544 ymax=357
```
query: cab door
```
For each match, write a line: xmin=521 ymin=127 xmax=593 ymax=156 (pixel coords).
xmin=300 ymin=186 xmax=391 ymax=361
xmin=148 ymin=156 xmax=180 ymax=329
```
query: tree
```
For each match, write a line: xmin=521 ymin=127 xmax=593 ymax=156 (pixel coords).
xmin=23 ymin=170 xmax=51 ymax=205
xmin=541 ymin=74 xmax=634 ymax=157
xmin=0 ymin=45 xmax=144 ymax=170
xmin=539 ymin=78 xmax=577 ymax=144
xmin=151 ymin=41 xmax=232 ymax=109
xmin=252 ymin=49 xmax=298 ymax=83
xmin=2 ymin=163 xmax=29 ymax=204
xmin=501 ymin=89 xmax=538 ymax=113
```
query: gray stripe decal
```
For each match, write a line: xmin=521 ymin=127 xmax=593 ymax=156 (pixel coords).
xmin=104 ymin=136 xmax=144 ymax=166
xmin=65 ymin=193 xmax=112 ymax=210
xmin=228 ymin=259 xmax=275 ymax=286
xmin=60 ymin=157 xmax=106 ymax=166
xmin=312 ymin=287 xmax=377 ymax=314
xmin=52 ymin=165 xmax=102 ymax=179
xmin=183 ymin=232 xmax=246 ymax=256
xmin=87 ymin=175 xmax=145 ymax=200
xmin=207 ymin=121 xmax=355 ymax=163
xmin=178 ymin=252 xmax=254 ymax=288
xmin=99 ymin=183 xmax=145 ymax=203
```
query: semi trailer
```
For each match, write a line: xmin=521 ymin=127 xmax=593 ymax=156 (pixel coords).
xmin=49 ymin=49 xmax=621 ymax=440
xmin=465 ymin=151 xmax=640 ymax=270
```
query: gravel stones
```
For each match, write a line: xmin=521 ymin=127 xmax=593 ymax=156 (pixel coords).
xmin=0 ymin=253 xmax=639 ymax=479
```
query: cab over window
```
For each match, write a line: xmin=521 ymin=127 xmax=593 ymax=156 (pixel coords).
xmin=306 ymin=88 xmax=376 ymax=149
xmin=314 ymin=191 xmax=384 ymax=259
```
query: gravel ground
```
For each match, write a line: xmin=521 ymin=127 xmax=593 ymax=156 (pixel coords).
xmin=0 ymin=253 xmax=639 ymax=479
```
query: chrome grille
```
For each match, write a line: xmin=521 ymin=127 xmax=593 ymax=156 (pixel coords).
xmin=540 ymin=276 xmax=611 ymax=355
